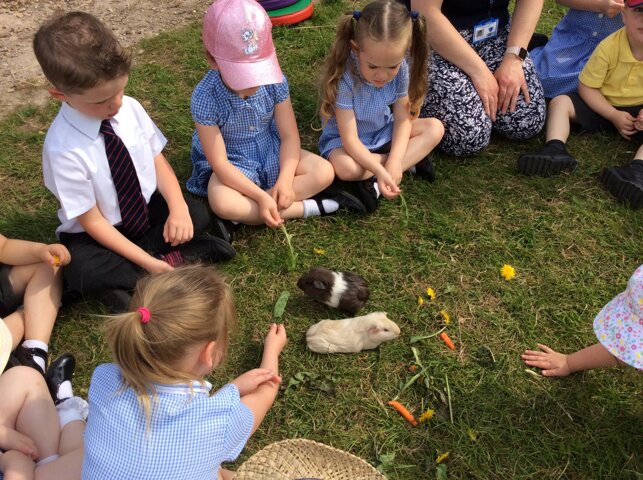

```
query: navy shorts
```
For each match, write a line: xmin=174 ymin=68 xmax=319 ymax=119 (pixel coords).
xmin=568 ymin=92 xmax=643 ymax=143
xmin=0 ymin=264 xmax=22 ymax=317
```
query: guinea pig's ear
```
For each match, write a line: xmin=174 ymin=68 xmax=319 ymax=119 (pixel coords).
xmin=368 ymin=325 xmax=382 ymax=335
xmin=313 ymin=279 xmax=327 ymax=290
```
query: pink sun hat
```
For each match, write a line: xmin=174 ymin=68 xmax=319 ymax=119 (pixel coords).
xmin=203 ymin=0 xmax=283 ymax=90
xmin=593 ymin=264 xmax=642 ymax=370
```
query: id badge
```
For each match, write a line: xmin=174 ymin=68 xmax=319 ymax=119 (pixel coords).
xmin=472 ymin=17 xmax=499 ymax=44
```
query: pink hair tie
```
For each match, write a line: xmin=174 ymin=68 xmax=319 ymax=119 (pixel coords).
xmin=137 ymin=307 xmax=151 ymax=324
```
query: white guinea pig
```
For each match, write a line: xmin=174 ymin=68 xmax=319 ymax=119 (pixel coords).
xmin=306 ymin=312 xmax=400 ymax=354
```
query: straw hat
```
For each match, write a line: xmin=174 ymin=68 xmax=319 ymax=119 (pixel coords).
xmin=234 ymin=439 xmax=386 ymax=480
xmin=0 ymin=320 xmax=13 ymax=373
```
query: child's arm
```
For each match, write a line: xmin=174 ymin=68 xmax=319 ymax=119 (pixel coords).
xmin=0 ymin=234 xmax=70 ymax=268
xmin=271 ymin=97 xmax=300 ymax=210
xmin=556 ymin=0 xmax=624 ymax=17
xmin=522 ymin=343 xmax=621 ymax=377
xmin=233 ymin=323 xmax=287 ymax=434
xmin=154 ymin=153 xmax=193 ymax=247
xmin=386 ymin=97 xmax=414 ymax=187
xmin=578 ymin=83 xmax=637 ymax=139
xmin=196 ymin=123 xmax=282 ymax=227
xmin=335 ymin=108 xmax=400 ymax=198
xmin=76 ymin=207 xmax=172 ymax=274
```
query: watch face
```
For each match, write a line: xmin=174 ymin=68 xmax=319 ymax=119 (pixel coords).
xmin=518 ymin=47 xmax=527 ymax=60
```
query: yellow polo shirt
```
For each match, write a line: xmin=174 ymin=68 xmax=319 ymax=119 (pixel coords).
xmin=579 ymin=27 xmax=643 ymax=107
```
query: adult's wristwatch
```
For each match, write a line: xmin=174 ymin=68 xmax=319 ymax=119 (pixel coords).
xmin=505 ymin=46 xmax=528 ymax=61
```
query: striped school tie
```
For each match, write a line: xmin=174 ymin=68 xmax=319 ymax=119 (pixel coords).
xmin=100 ymin=119 xmax=150 ymax=238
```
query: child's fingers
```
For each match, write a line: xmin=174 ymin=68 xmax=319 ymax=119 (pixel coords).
xmin=536 ymin=344 xmax=555 ymax=353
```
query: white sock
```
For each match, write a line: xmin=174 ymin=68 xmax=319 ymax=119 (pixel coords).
xmin=302 ymin=199 xmax=340 ymax=217
xmin=372 ymin=182 xmax=381 ymax=198
xmin=22 ymin=340 xmax=48 ymax=372
xmin=408 ymin=166 xmax=417 ymax=174
xmin=36 ymin=455 xmax=59 ymax=467
xmin=57 ymin=380 xmax=73 ymax=402
xmin=56 ymin=396 xmax=89 ymax=430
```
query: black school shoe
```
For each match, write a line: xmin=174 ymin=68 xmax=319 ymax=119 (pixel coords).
xmin=178 ymin=234 xmax=236 ymax=263
xmin=415 ymin=154 xmax=436 ymax=182
xmin=12 ymin=344 xmax=48 ymax=375
xmin=355 ymin=177 xmax=379 ymax=214
xmin=211 ymin=214 xmax=237 ymax=244
xmin=99 ymin=288 xmax=132 ymax=314
xmin=313 ymin=182 xmax=368 ymax=215
xmin=517 ymin=141 xmax=577 ymax=176
xmin=45 ymin=353 xmax=76 ymax=404
xmin=599 ymin=160 xmax=643 ymax=209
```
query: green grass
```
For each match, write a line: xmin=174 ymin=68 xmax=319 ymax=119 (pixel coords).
xmin=1 ymin=1 xmax=641 ymax=479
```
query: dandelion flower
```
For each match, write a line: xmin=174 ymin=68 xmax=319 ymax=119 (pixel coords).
xmin=500 ymin=264 xmax=516 ymax=280
xmin=408 ymin=364 xmax=418 ymax=373
xmin=426 ymin=287 xmax=436 ymax=301
xmin=435 ymin=452 xmax=450 ymax=464
xmin=419 ymin=408 xmax=435 ymax=423
xmin=440 ymin=309 xmax=451 ymax=324
xmin=313 ymin=247 xmax=326 ymax=255
xmin=417 ymin=296 xmax=424 ymax=306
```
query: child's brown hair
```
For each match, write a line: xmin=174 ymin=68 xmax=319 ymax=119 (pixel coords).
xmin=319 ymin=0 xmax=428 ymax=121
xmin=33 ymin=11 xmax=131 ymax=94
xmin=104 ymin=264 xmax=236 ymax=422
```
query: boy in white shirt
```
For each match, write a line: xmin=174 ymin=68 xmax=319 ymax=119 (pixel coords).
xmin=34 ymin=12 xmax=236 ymax=312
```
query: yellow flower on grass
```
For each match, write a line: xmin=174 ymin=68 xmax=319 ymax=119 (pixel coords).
xmin=426 ymin=287 xmax=436 ymax=301
xmin=417 ymin=296 xmax=425 ymax=306
xmin=500 ymin=264 xmax=516 ymax=280
xmin=435 ymin=452 xmax=450 ymax=464
xmin=419 ymin=408 xmax=435 ymax=423
xmin=440 ymin=309 xmax=451 ymax=324
xmin=313 ymin=247 xmax=326 ymax=255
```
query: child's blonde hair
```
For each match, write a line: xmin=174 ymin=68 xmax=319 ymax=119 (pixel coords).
xmin=319 ymin=0 xmax=428 ymax=121
xmin=104 ymin=264 xmax=236 ymax=421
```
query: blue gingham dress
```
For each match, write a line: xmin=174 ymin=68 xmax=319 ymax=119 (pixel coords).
xmin=530 ymin=9 xmax=622 ymax=98
xmin=187 ymin=70 xmax=290 ymax=196
xmin=81 ymin=363 xmax=253 ymax=480
xmin=318 ymin=54 xmax=409 ymax=159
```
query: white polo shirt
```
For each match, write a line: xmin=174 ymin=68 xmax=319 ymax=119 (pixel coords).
xmin=42 ymin=96 xmax=166 ymax=235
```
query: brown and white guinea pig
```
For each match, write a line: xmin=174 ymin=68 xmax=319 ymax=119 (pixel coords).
xmin=306 ymin=312 xmax=400 ymax=354
xmin=297 ymin=267 xmax=369 ymax=315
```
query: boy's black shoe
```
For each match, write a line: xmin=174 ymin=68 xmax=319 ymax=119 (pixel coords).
xmin=211 ymin=215 xmax=236 ymax=244
xmin=12 ymin=344 xmax=48 ymax=375
xmin=598 ymin=160 xmax=643 ymax=209
xmin=99 ymin=288 xmax=132 ymax=313
xmin=415 ymin=154 xmax=436 ymax=182
xmin=355 ymin=177 xmax=379 ymax=213
xmin=45 ymin=353 xmax=76 ymax=404
xmin=178 ymin=234 xmax=236 ymax=263
xmin=517 ymin=140 xmax=577 ymax=176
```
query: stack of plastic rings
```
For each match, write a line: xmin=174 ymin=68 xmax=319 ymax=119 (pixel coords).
xmin=258 ymin=0 xmax=314 ymax=26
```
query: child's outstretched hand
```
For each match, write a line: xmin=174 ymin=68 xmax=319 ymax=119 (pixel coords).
xmin=258 ymin=194 xmax=283 ymax=229
xmin=521 ymin=344 xmax=572 ymax=377
xmin=231 ymin=368 xmax=282 ymax=396
xmin=41 ymin=243 xmax=71 ymax=267
xmin=611 ymin=110 xmax=637 ymax=140
xmin=376 ymin=170 xmax=401 ymax=199
xmin=264 ymin=323 xmax=287 ymax=357
xmin=601 ymin=0 xmax=624 ymax=17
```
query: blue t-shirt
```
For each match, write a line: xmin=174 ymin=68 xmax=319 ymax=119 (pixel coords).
xmin=82 ymin=363 xmax=253 ymax=480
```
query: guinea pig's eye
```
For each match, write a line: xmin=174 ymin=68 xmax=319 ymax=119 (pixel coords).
xmin=383 ymin=328 xmax=389 ymax=332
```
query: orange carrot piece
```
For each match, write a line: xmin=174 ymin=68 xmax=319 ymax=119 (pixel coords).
xmin=440 ymin=332 xmax=456 ymax=350
xmin=388 ymin=400 xmax=418 ymax=426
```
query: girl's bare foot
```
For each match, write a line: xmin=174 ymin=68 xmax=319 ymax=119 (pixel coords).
xmin=521 ymin=344 xmax=572 ymax=377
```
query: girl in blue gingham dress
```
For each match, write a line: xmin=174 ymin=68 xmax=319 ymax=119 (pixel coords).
xmin=319 ymin=0 xmax=444 ymax=211
xmin=187 ymin=0 xmax=366 ymax=231
xmin=82 ymin=265 xmax=287 ymax=480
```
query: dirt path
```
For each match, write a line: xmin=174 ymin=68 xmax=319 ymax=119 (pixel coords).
xmin=0 ymin=0 xmax=212 ymax=118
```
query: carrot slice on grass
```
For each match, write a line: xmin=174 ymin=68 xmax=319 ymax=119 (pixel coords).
xmin=388 ymin=400 xmax=418 ymax=426
xmin=440 ymin=332 xmax=456 ymax=350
